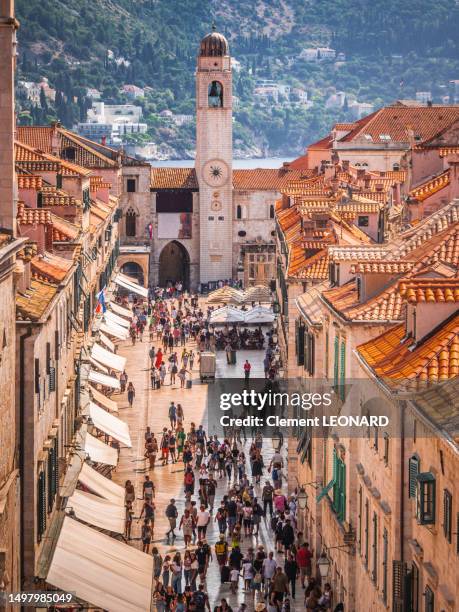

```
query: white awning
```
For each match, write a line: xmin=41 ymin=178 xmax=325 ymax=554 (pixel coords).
xmin=114 ymin=275 xmax=148 ymax=298
xmin=67 ymin=489 xmax=124 ymax=533
xmin=209 ymin=305 xmax=245 ymax=324
xmin=47 ymin=517 xmax=153 ymax=612
xmin=84 ymin=433 xmax=118 ymax=466
xmin=91 ymin=343 xmax=126 ymax=372
xmin=89 ymin=402 xmax=132 ymax=448
xmin=89 ymin=357 xmax=109 ymax=374
xmin=244 ymin=305 xmax=275 ymax=323
xmin=117 ymin=272 xmax=140 ymax=285
xmin=109 ymin=301 xmax=133 ymax=319
xmin=78 ymin=462 xmax=124 ymax=505
xmin=104 ymin=310 xmax=130 ymax=329
xmin=99 ymin=331 xmax=115 ymax=352
xmin=100 ymin=321 xmax=129 ymax=341
xmin=88 ymin=370 xmax=120 ymax=390
xmin=88 ymin=385 xmax=118 ymax=413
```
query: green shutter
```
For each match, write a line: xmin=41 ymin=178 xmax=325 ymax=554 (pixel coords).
xmin=382 ymin=528 xmax=388 ymax=604
xmin=317 ymin=450 xmax=337 ymax=504
xmin=333 ymin=336 xmax=339 ymax=388
xmin=339 ymin=340 xmax=346 ymax=401
xmin=408 ymin=456 xmax=419 ymax=498
xmin=443 ymin=489 xmax=452 ymax=542
xmin=37 ymin=471 xmax=46 ymax=541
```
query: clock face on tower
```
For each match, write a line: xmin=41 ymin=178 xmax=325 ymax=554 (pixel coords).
xmin=202 ymin=159 xmax=230 ymax=187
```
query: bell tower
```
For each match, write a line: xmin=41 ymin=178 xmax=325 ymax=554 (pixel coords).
xmin=196 ymin=27 xmax=233 ymax=284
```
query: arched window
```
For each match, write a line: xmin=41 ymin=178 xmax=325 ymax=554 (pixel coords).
xmin=236 ymin=205 xmax=242 ymax=219
xmin=125 ymin=207 xmax=137 ymax=237
xmin=208 ymin=81 xmax=223 ymax=108
xmin=62 ymin=147 xmax=76 ymax=161
xmin=269 ymin=204 xmax=275 ymax=219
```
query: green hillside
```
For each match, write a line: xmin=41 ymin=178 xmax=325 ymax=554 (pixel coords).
xmin=15 ymin=0 xmax=459 ymax=157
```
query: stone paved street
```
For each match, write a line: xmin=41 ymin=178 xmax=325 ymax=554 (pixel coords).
xmin=109 ymin=321 xmax=295 ymax=611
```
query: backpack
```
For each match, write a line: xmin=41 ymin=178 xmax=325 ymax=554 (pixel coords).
xmin=215 ymin=541 xmax=227 ymax=555
xmin=192 ymin=591 xmax=206 ymax=610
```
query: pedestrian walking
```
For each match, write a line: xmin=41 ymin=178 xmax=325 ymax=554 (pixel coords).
xmin=244 ymin=360 xmax=251 ymax=380
xmin=127 ymin=382 xmax=135 ymax=407
xmin=165 ymin=498 xmax=178 ymax=541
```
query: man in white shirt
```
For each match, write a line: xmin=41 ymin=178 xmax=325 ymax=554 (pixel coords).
xmin=196 ymin=504 xmax=210 ymax=540
xmin=262 ymin=551 xmax=278 ymax=595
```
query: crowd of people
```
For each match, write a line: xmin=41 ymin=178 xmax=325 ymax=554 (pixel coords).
xmin=111 ymin=285 xmax=341 ymax=611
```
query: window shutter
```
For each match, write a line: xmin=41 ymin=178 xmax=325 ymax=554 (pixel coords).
xmin=443 ymin=489 xmax=452 ymax=542
xmin=365 ymin=499 xmax=369 ymax=567
xmin=34 ymin=358 xmax=40 ymax=394
xmin=382 ymin=528 xmax=388 ymax=604
xmin=392 ymin=561 xmax=407 ymax=612
xmin=372 ymin=512 xmax=378 ymax=583
xmin=333 ymin=336 xmax=339 ymax=388
xmin=457 ymin=513 xmax=459 ymax=555
xmin=47 ymin=446 xmax=57 ymax=512
xmin=37 ymin=471 xmax=46 ymax=541
xmin=48 ymin=366 xmax=56 ymax=393
xmin=296 ymin=322 xmax=305 ymax=366
xmin=425 ymin=586 xmax=434 ymax=612
xmin=408 ymin=456 xmax=419 ymax=498
xmin=339 ymin=340 xmax=346 ymax=401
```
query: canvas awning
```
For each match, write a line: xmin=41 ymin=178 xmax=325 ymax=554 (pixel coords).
xmin=89 ymin=357 xmax=109 ymax=374
xmin=88 ymin=370 xmax=120 ymax=390
xmin=209 ymin=305 xmax=245 ymax=324
xmin=109 ymin=301 xmax=133 ymax=319
xmin=244 ymin=305 xmax=275 ymax=323
xmin=67 ymin=489 xmax=124 ymax=533
xmin=100 ymin=321 xmax=129 ymax=341
xmin=89 ymin=402 xmax=132 ymax=448
xmin=91 ymin=343 xmax=126 ymax=372
xmin=114 ymin=275 xmax=148 ymax=298
xmin=84 ymin=433 xmax=118 ymax=466
xmin=78 ymin=462 xmax=124 ymax=505
xmin=47 ymin=517 xmax=153 ymax=612
xmin=104 ymin=310 xmax=130 ymax=329
xmin=88 ymin=385 xmax=119 ymax=413
xmin=117 ymin=272 xmax=140 ymax=285
xmin=99 ymin=331 xmax=115 ymax=353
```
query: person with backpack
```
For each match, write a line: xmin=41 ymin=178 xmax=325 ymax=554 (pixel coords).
xmin=283 ymin=552 xmax=299 ymax=600
xmin=215 ymin=534 xmax=229 ymax=569
xmin=191 ymin=585 xmax=210 ymax=612
xmin=262 ymin=481 xmax=274 ymax=516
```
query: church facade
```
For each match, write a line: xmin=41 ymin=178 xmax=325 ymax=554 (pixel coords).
xmin=118 ymin=29 xmax=306 ymax=290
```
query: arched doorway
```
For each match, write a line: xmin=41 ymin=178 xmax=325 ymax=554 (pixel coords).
xmin=158 ymin=241 xmax=190 ymax=289
xmin=121 ymin=261 xmax=144 ymax=286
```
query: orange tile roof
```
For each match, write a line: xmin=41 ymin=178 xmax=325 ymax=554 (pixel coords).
xmin=322 ymin=278 xmax=405 ymax=322
xmin=399 ymin=278 xmax=459 ymax=304
xmin=350 ymin=261 xmax=415 ymax=274
xmin=151 ymin=167 xmax=198 ymax=189
xmin=16 ymin=278 xmax=58 ymax=321
xmin=17 ymin=174 xmax=43 ymax=190
xmin=17 ymin=203 xmax=52 ymax=226
xmin=15 ymin=141 xmax=58 ymax=165
xmin=288 ymin=152 xmax=309 ymax=170
xmin=334 ymin=123 xmax=357 ymax=131
xmin=340 ymin=105 xmax=459 ymax=144
xmin=307 ymin=134 xmax=333 ymax=150
xmin=233 ymin=168 xmax=313 ymax=190
xmin=51 ymin=214 xmax=79 ymax=241
xmin=31 ymin=252 xmax=73 ymax=282
xmin=41 ymin=186 xmax=78 ymax=207
xmin=357 ymin=312 xmax=459 ymax=388
xmin=409 ymin=170 xmax=450 ymax=202
xmin=16 ymin=126 xmax=53 ymax=152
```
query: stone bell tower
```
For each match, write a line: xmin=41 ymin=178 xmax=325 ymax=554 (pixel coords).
xmin=195 ymin=26 xmax=233 ymax=284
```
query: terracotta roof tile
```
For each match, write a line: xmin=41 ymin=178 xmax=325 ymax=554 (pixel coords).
xmin=50 ymin=214 xmax=79 ymax=241
xmin=16 ymin=126 xmax=53 ymax=152
xmin=399 ymin=278 xmax=459 ymax=304
xmin=340 ymin=105 xmax=459 ymax=144
xmin=151 ymin=167 xmax=198 ymax=189
xmin=16 ymin=278 xmax=58 ymax=321
xmin=233 ymin=168 xmax=313 ymax=190
xmin=17 ymin=174 xmax=43 ymax=190
xmin=17 ymin=202 xmax=52 ymax=226
xmin=350 ymin=261 xmax=416 ymax=274
xmin=31 ymin=252 xmax=73 ymax=283
xmin=41 ymin=186 xmax=78 ymax=207
xmin=357 ymin=313 xmax=459 ymax=389
xmin=409 ymin=170 xmax=450 ymax=202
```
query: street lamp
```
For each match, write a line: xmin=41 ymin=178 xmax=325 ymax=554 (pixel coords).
xmin=317 ymin=551 xmax=330 ymax=579
xmin=297 ymin=487 xmax=308 ymax=510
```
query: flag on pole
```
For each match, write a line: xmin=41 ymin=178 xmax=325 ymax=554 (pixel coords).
xmin=95 ymin=289 xmax=106 ymax=314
